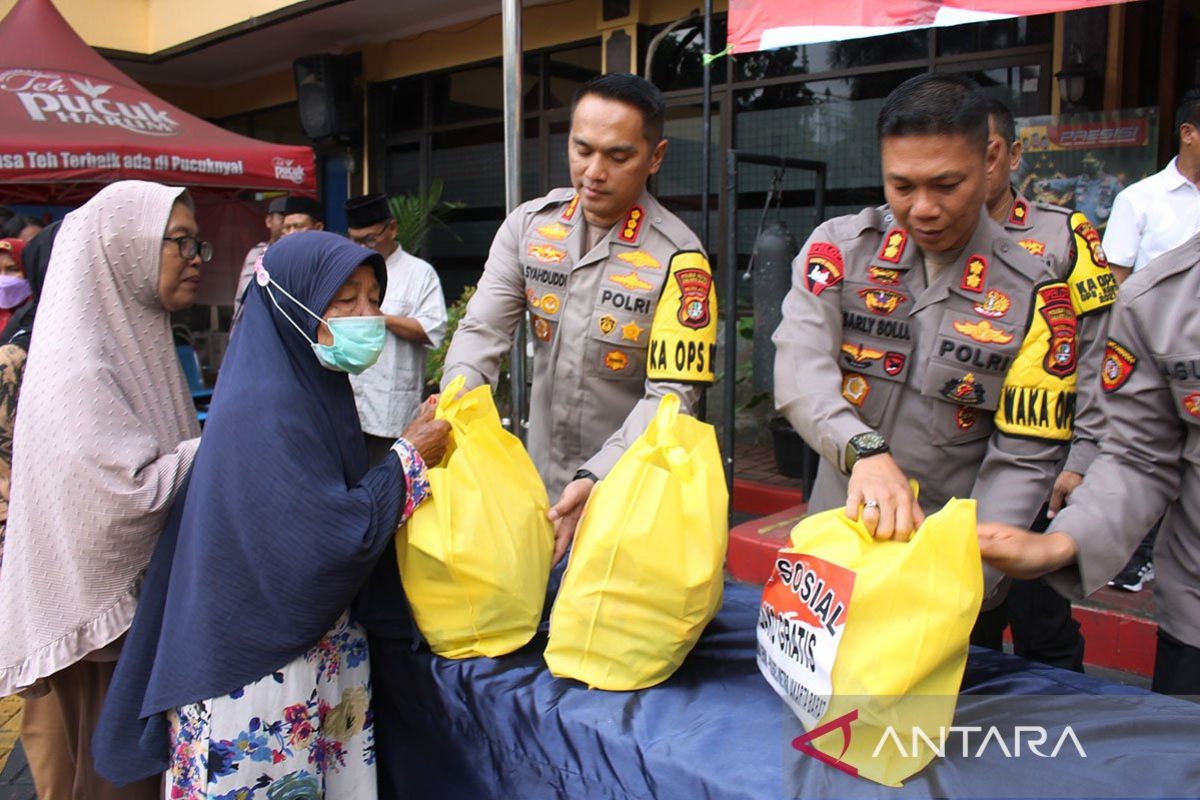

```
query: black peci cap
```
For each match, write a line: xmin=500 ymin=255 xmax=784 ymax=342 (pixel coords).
xmin=345 ymin=192 xmax=392 ymax=229
xmin=282 ymin=195 xmax=324 ymax=221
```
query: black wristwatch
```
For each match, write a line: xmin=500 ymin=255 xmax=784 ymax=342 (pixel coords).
xmin=845 ymin=432 xmax=890 ymax=472
xmin=574 ymin=469 xmax=600 ymax=483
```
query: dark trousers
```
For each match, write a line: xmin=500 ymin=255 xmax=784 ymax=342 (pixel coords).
xmin=970 ymin=506 xmax=1085 ymax=672
xmin=1153 ymin=629 xmax=1200 ymax=698
xmin=971 ymin=578 xmax=1086 ymax=671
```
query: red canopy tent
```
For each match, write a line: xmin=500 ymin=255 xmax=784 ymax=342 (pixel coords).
xmin=0 ymin=0 xmax=315 ymax=204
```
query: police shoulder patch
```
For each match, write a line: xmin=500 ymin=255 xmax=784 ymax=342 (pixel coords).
xmin=993 ymin=280 xmax=1078 ymax=442
xmin=647 ymin=251 xmax=717 ymax=384
xmin=1067 ymin=211 xmax=1118 ymax=316
xmin=1101 ymin=338 xmax=1137 ymax=393
xmin=804 ymin=242 xmax=844 ymax=296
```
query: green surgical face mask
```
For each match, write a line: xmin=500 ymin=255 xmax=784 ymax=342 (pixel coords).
xmin=260 ymin=270 xmax=385 ymax=375
xmin=311 ymin=315 xmax=386 ymax=374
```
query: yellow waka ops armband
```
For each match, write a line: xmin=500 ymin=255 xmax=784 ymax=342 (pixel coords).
xmin=994 ymin=281 xmax=1077 ymax=442
xmin=1067 ymin=212 xmax=1118 ymax=316
xmin=647 ymin=250 xmax=717 ymax=384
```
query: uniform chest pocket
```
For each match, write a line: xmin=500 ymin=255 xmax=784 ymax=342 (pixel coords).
xmin=919 ymin=311 xmax=1021 ymax=414
xmin=585 ymin=305 xmax=651 ymax=382
xmin=1158 ymin=353 xmax=1200 ymax=426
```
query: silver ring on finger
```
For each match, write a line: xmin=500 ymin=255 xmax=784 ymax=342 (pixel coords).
xmin=863 ymin=500 xmax=880 ymax=510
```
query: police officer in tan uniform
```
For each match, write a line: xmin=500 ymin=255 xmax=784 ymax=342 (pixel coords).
xmin=980 ymin=231 xmax=1200 ymax=695
xmin=970 ymin=99 xmax=1118 ymax=667
xmin=774 ymin=75 xmax=1112 ymax=605
xmin=443 ymin=74 xmax=716 ymax=564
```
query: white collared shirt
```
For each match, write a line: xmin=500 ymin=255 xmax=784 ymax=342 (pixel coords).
xmin=350 ymin=245 xmax=448 ymax=437
xmin=1102 ymin=157 xmax=1200 ymax=271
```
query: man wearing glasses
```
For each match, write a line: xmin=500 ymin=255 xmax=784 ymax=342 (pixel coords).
xmin=345 ymin=192 xmax=447 ymax=465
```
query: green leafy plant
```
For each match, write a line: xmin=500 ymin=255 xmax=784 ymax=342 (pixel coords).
xmin=388 ymin=178 xmax=465 ymax=254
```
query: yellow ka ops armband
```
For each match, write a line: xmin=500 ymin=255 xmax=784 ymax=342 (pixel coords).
xmin=994 ymin=281 xmax=1077 ymax=441
xmin=647 ymin=250 xmax=717 ymax=384
xmin=1067 ymin=212 xmax=1118 ymax=316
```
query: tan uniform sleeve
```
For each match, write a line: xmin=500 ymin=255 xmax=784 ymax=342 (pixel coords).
xmin=772 ymin=228 xmax=873 ymax=472
xmin=1044 ymin=301 xmax=1183 ymax=599
xmin=1063 ymin=309 xmax=1109 ymax=474
xmin=1063 ymin=211 xmax=1118 ymax=475
xmin=441 ymin=210 xmax=526 ymax=392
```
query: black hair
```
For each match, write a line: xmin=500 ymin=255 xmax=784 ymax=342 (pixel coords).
xmin=571 ymin=73 xmax=666 ymax=144
xmin=986 ymin=98 xmax=1017 ymax=146
xmin=877 ymin=73 xmax=989 ymax=151
xmin=2 ymin=215 xmax=41 ymax=239
xmin=0 ymin=206 xmax=12 ymax=227
xmin=1177 ymin=90 xmax=1200 ymax=132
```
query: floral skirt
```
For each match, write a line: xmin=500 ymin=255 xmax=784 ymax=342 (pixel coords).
xmin=165 ymin=611 xmax=375 ymax=800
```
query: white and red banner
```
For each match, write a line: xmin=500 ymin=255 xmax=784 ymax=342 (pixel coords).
xmin=729 ymin=0 xmax=1132 ymax=52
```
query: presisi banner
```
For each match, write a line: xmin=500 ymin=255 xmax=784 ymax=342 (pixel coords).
xmin=729 ymin=0 xmax=1133 ymax=52
xmin=1015 ymin=108 xmax=1159 ymax=231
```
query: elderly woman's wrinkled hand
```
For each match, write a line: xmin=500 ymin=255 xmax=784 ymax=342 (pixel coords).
xmin=403 ymin=397 xmax=450 ymax=468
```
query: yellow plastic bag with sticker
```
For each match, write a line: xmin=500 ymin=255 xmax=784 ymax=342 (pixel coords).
xmin=756 ymin=492 xmax=982 ymax=786
xmin=544 ymin=393 xmax=728 ymax=690
xmin=396 ymin=375 xmax=554 ymax=659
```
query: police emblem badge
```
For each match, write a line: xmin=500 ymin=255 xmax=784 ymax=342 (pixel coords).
xmin=857 ymin=288 xmax=907 ymax=316
xmin=598 ymin=314 xmax=617 ymax=335
xmin=804 ymin=242 xmax=844 ymax=296
xmin=884 ymin=352 xmax=906 ymax=376
xmin=1183 ymin=392 xmax=1200 ymax=418
xmin=603 ymin=350 xmax=630 ymax=372
xmin=674 ymin=267 xmax=713 ymax=329
xmin=1037 ymin=284 xmax=1077 ymax=378
xmin=840 ymin=343 xmax=885 ymax=369
xmin=953 ymin=319 xmax=1014 ymax=345
xmin=533 ymin=317 xmax=554 ymax=342
xmin=1101 ymin=338 xmax=1137 ymax=393
xmin=939 ymin=373 xmax=985 ymax=405
xmin=973 ymin=289 xmax=1011 ymax=319
xmin=842 ymin=373 xmax=870 ymax=407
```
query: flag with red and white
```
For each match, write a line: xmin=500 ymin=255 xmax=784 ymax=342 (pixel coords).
xmin=729 ymin=0 xmax=1131 ymax=52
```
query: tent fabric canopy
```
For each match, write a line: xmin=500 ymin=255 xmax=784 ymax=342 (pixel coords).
xmin=0 ymin=0 xmax=315 ymax=202
xmin=729 ymin=0 xmax=1134 ymax=52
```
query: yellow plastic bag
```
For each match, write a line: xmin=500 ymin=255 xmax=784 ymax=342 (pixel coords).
xmin=757 ymin=495 xmax=982 ymax=786
xmin=544 ymin=393 xmax=728 ymax=690
xmin=397 ymin=376 xmax=554 ymax=659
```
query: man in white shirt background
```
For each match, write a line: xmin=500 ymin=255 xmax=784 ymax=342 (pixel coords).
xmin=1103 ymin=90 xmax=1200 ymax=284
xmin=345 ymin=193 xmax=448 ymax=465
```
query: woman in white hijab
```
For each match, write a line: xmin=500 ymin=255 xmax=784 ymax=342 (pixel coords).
xmin=0 ymin=180 xmax=206 ymax=798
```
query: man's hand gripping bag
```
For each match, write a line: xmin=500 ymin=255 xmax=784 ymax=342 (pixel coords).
xmin=757 ymin=496 xmax=983 ymax=786
xmin=396 ymin=376 xmax=554 ymax=659
xmin=544 ymin=393 xmax=728 ymax=690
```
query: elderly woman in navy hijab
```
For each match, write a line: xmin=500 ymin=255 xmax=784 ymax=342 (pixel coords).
xmin=94 ymin=231 xmax=450 ymax=797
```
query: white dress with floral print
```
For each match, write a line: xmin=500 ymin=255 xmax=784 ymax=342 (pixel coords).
xmin=164 ymin=440 xmax=431 ymax=800
xmin=165 ymin=611 xmax=376 ymax=800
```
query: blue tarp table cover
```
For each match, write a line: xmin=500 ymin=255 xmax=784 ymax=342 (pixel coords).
xmin=370 ymin=580 xmax=1200 ymax=800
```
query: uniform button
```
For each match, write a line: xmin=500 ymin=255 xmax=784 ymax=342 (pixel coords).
xmin=884 ymin=213 xmax=894 ymax=223
xmin=999 ymin=242 xmax=1009 ymax=253
xmin=654 ymin=217 xmax=662 ymax=223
